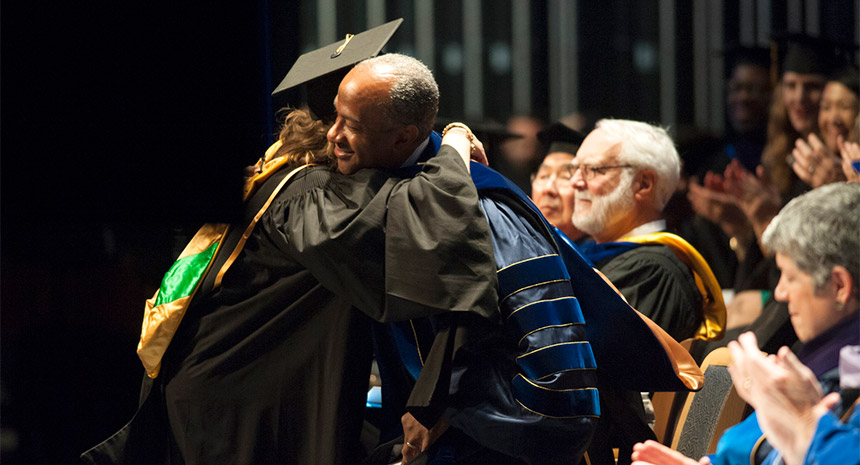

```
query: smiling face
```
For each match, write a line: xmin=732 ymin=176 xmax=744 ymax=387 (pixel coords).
xmin=782 ymin=71 xmax=826 ymax=136
xmin=326 ymin=66 xmax=408 ymax=175
xmin=818 ymin=81 xmax=859 ymax=152
xmin=531 ymin=152 xmax=580 ymax=238
xmin=774 ymin=252 xmax=845 ymax=343
xmin=571 ymin=128 xmax=635 ymax=242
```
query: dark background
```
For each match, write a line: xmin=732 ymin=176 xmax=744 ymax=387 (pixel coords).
xmin=1 ymin=1 xmax=857 ymax=463
xmin=1 ymin=2 xmax=300 ymax=463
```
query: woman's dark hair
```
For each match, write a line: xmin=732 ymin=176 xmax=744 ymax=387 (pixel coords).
xmin=830 ymin=65 xmax=860 ymax=98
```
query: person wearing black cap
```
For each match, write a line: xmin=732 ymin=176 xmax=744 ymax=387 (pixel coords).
xmin=790 ymin=65 xmax=859 ymax=188
xmin=687 ymin=35 xmax=835 ymax=301
xmin=762 ymin=34 xmax=832 ymax=196
xmin=79 ymin=21 xmax=500 ymax=465
xmin=496 ymin=114 xmax=546 ymax=193
xmin=91 ymin=20 xmax=699 ymax=465
xmin=689 ymin=36 xmax=832 ymax=238
xmin=531 ymin=122 xmax=587 ymax=242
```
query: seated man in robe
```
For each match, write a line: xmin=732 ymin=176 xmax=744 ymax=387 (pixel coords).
xmin=572 ymin=119 xmax=725 ymax=342
xmin=571 ymin=119 xmax=727 ymax=464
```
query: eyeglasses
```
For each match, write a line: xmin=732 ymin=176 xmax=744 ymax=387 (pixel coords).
xmin=530 ymin=169 xmax=573 ymax=188
xmin=567 ymin=163 xmax=635 ymax=181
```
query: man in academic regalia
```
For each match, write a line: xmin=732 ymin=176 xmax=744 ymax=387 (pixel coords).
xmin=724 ymin=46 xmax=772 ymax=173
xmin=571 ymin=119 xmax=727 ymax=464
xmin=338 ymin=59 xmax=704 ymax=465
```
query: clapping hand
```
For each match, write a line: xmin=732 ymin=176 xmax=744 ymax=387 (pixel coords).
xmin=790 ymin=134 xmax=846 ymax=188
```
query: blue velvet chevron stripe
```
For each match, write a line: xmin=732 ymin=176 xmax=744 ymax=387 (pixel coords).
xmin=576 ymin=239 xmax=641 ymax=265
xmin=497 ymin=254 xmax=571 ymax=303
xmin=469 ymin=163 xmax=600 ymax=418
xmin=508 ymin=297 xmax=585 ymax=343
xmin=517 ymin=342 xmax=596 ymax=380
xmin=512 ymin=375 xmax=600 ymax=418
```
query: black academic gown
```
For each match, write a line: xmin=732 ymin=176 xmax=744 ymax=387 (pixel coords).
xmin=80 ymin=144 xmax=499 ymax=465
xmin=580 ymin=242 xmax=703 ymax=465
xmin=594 ymin=245 xmax=703 ymax=342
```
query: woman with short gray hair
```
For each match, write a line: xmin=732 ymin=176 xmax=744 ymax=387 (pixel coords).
xmin=762 ymin=182 xmax=860 ymax=301
xmin=631 ymin=182 xmax=859 ymax=465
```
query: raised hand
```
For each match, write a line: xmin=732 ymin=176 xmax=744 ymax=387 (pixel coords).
xmin=790 ymin=134 xmax=846 ymax=188
xmin=727 ymin=332 xmax=842 ymax=465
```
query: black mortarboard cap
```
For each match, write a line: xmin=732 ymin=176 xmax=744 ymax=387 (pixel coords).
xmin=776 ymin=33 xmax=836 ymax=75
xmin=537 ymin=122 xmax=585 ymax=156
xmin=272 ymin=18 xmax=403 ymax=119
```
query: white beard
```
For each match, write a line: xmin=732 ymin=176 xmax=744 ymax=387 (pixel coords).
xmin=572 ymin=178 xmax=635 ymax=236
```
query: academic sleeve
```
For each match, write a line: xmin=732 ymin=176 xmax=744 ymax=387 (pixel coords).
xmin=385 ymin=145 xmax=499 ymax=320
xmin=434 ymin=193 xmax=598 ymax=465
xmin=262 ymin=144 xmax=498 ymax=323
xmin=802 ymin=410 xmax=860 ymax=465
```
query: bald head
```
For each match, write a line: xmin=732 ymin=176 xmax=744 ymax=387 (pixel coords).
xmin=353 ymin=54 xmax=439 ymax=139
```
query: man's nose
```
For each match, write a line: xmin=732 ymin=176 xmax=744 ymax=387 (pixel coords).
xmin=570 ymin=169 xmax=586 ymax=189
xmin=327 ymin=117 xmax=343 ymax=143
xmin=798 ymin=85 xmax=813 ymax=103
xmin=544 ymin=180 xmax=561 ymax=195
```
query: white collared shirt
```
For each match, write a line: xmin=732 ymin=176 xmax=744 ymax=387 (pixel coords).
xmin=618 ymin=219 xmax=667 ymax=240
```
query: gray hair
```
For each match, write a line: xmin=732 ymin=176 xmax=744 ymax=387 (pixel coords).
xmin=594 ymin=119 xmax=681 ymax=210
xmin=762 ymin=182 xmax=860 ymax=293
xmin=354 ymin=53 xmax=439 ymax=139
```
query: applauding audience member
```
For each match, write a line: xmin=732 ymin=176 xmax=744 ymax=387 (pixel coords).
xmin=789 ymin=66 xmax=859 ymax=188
xmin=632 ymin=182 xmax=860 ymax=465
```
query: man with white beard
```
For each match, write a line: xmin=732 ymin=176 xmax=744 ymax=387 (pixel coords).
xmin=570 ymin=119 xmax=727 ymax=465
xmin=572 ymin=118 xmax=725 ymax=342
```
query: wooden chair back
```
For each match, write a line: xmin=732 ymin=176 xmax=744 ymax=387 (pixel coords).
xmin=670 ymin=347 xmax=750 ymax=457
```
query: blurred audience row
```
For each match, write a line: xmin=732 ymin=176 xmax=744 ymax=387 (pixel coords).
xmin=485 ymin=33 xmax=858 ymax=465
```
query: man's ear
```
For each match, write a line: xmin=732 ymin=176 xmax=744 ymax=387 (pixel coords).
xmin=394 ymin=125 xmax=421 ymax=148
xmin=632 ymin=169 xmax=657 ymax=201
